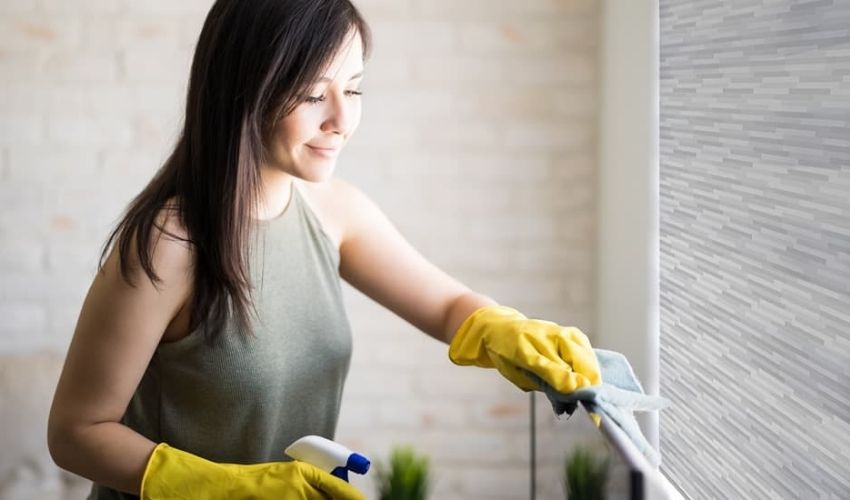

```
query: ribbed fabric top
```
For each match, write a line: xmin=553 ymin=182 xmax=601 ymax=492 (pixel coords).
xmin=89 ymin=185 xmax=353 ymax=499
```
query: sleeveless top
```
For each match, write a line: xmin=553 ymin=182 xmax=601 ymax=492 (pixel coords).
xmin=89 ymin=185 xmax=354 ymax=499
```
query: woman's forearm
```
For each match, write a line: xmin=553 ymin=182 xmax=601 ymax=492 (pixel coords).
xmin=442 ymin=292 xmax=499 ymax=344
xmin=49 ymin=421 xmax=157 ymax=495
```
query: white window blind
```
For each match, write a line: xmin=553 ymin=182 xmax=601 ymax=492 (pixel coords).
xmin=659 ymin=1 xmax=850 ymax=498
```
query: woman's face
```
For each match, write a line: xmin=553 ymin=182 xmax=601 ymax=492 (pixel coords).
xmin=265 ymin=31 xmax=364 ymax=182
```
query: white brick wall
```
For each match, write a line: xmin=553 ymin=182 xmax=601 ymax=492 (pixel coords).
xmin=0 ymin=0 xmax=601 ymax=498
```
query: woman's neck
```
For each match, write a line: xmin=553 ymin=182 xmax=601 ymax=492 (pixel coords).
xmin=256 ymin=167 xmax=295 ymax=221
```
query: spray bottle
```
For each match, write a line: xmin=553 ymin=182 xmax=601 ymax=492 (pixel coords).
xmin=284 ymin=435 xmax=371 ymax=482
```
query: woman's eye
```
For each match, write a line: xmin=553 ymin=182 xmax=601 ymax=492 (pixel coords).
xmin=304 ymin=90 xmax=362 ymax=105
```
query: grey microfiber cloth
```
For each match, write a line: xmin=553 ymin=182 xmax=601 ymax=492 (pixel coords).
xmin=526 ymin=348 xmax=672 ymax=467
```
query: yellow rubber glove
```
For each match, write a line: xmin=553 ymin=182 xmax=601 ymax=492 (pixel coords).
xmin=140 ymin=442 xmax=365 ymax=500
xmin=448 ymin=305 xmax=602 ymax=394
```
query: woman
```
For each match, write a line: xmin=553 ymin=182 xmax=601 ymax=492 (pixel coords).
xmin=46 ymin=1 xmax=602 ymax=498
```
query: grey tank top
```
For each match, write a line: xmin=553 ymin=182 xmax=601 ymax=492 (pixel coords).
xmin=89 ymin=185 xmax=353 ymax=499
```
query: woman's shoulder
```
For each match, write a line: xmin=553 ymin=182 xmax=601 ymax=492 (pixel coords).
xmin=113 ymin=196 xmax=194 ymax=286
xmin=296 ymin=176 xmax=390 ymax=251
xmin=157 ymin=196 xmax=190 ymax=244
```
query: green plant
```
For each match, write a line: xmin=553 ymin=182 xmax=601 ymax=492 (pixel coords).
xmin=564 ymin=445 xmax=610 ymax=500
xmin=374 ymin=445 xmax=431 ymax=500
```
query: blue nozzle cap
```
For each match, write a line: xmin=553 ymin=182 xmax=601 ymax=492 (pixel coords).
xmin=330 ymin=466 xmax=349 ymax=482
xmin=346 ymin=453 xmax=371 ymax=474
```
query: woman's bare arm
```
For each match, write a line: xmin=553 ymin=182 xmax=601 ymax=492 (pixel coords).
xmin=47 ymin=212 xmax=193 ymax=494
xmin=332 ymin=177 xmax=498 ymax=344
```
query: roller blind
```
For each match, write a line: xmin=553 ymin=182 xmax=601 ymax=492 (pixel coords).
xmin=658 ymin=1 xmax=850 ymax=498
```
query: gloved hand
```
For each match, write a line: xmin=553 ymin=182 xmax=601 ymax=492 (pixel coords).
xmin=448 ymin=305 xmax=602 ymax=394
xmin=140 ymin=442 xmax=365 ymax=500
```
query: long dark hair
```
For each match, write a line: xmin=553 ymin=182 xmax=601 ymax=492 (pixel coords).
xmin=97 ymin=0 xmax=372 ymax=346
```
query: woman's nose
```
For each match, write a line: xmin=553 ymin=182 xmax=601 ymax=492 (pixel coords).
xmin=321 ymin=93 xmax=355 ymax=136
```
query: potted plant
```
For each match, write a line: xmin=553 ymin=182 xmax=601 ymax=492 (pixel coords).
xmin=373 ymin=445 xmax=431 ymax=500
xmin=564 ymin=445 xmax=610 ymax=500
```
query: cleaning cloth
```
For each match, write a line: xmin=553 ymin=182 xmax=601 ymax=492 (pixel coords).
xmin=526 ymin=348 xmax=671 ymax=467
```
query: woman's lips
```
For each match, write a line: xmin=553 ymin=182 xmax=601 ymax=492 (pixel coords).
xmin=306 ymin=145 xmax=339 ymax=158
